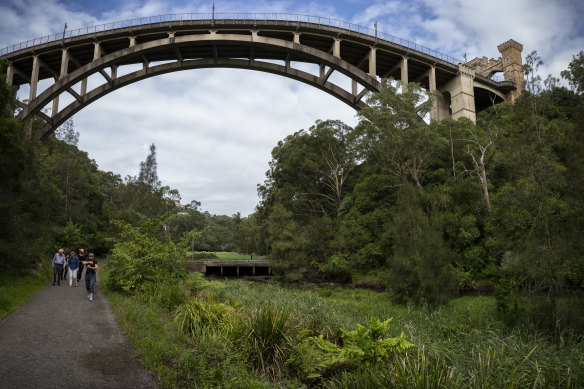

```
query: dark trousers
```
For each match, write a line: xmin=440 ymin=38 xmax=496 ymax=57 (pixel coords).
xmin=53 ymin=264 xmax=64 ymax=285
xmin=85 ymin=274 xmax=96 ymax=294
xmin=77 ymin=263 xmax=84 ymax=282
xmin=63 ymin=265 xmax=68 ymax=279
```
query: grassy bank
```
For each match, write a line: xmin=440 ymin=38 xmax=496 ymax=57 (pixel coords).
xmin=0 ymin=266 xmax=52 ymax=319
xmin=101 ymin=264 xmax=584 ymax=388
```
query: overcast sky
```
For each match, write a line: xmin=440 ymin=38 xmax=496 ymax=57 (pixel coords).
xmin=1 ymin=0 xmax=583 ymax=216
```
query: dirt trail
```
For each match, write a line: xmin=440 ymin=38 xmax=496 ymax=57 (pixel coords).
xmin=0 ymin=273 xmax=158 ymax=389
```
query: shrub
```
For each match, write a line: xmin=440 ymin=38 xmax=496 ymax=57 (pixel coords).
xmin=235 ymin=302 xmax=296 ymax=377
xmin=107 ymin=217 xmax=186 ymax=293
xmin=305 ymin=316 xmax=413 ymax=379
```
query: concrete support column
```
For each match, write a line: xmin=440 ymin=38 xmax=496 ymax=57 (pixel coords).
xmin=444 ymin=64 xmax=476 ymax=121
xmin=93 ymin=42 xmax=103 ymax=59
xmin=429 ymin=66 xmax=439 ymax=121
xmin=111 ymin=65 xmax=118 ymax=80
xmin=29 ymin=55 xmax=40 ymax=101
xmin=333 ymin=38 xmax=340 ymax=58
xmin=6 ymin=64 xmax=14 ymax=86
xmin=368 ymin=47 xmax=376 ymax=78
xmin=400 ymin=57 xmax=408 ymax=90
xmin=352 ymin=80 xmax=358 ymax=95
xmin=293 ymin=33 xmax=300 ymax=44
xmin=81 ymin=42 xmax=102 ymax=96
xmin=51 ymin=49 xmax=70 ymax=117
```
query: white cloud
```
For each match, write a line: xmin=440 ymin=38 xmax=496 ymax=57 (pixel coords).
xmin=73 ymin=68 xmax=357 ymax=216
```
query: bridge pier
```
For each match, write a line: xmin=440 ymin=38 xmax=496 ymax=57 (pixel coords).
xmin=29 ymin=55 xmax=40 ymax=101
xmin=440 ymin=64 xmax=476 ymax=122
xmin=369 ymin=47 xmax=376 ymax=78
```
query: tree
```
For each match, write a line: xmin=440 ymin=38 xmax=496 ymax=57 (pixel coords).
xmin=259 ymin=120 xmax=356 ymax=218
xmin=266 ymin=203 xmax=302 ymax=266
xmin=311 ymin=120 xmax=357 ymax=213
xmin=122 ymin=143 xmax=177 ymax=218
xmin=561 ymin=51 xmax=584 ymax=94
xmin=53 ymin=119 xmax=80 ymax=216
xmin=354 ymin=79 xmax=444 ymax=188
xmin=459 ymin=103 xmax=512 ymax=213
xmin=491 ymin=52 xmax=584 ymax=330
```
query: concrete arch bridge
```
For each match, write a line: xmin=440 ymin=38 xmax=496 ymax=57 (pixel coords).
xmin=1 ymin=13 xmax=523 ymax=139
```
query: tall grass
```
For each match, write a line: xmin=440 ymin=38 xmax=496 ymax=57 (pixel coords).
xmin=236 ymin=303 xmax=295 ymax=377
xmin=0 ymin=266 xmax=52 ymax=319
xmin=101 ymin=266 xmax=584 ymax=388
xmin=174 ymin=298 xmax=234 ymax=337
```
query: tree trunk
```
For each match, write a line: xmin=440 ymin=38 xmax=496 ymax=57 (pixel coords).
xmin=479 ymin=156 xmax=491 ymax=213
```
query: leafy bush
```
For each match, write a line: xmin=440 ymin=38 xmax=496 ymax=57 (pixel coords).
xmin=306 ymin=316 xmax=413 ymax=378
xmin=107 ymin=217 xmax=187 ymax=293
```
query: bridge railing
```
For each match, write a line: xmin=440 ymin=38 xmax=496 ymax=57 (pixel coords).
xmin=1 ymin=12 xmax=506 ymax=82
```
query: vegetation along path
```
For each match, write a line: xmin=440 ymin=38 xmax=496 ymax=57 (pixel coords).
xmin=0 ymin=278 xmax=158 ymax=388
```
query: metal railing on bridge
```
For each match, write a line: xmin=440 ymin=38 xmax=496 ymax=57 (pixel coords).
xmin=1 ymin=13 xmax=506 ymax=82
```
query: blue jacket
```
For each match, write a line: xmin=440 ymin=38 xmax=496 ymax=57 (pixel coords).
xmin=68 ymin=255 xmax=79 ymax=270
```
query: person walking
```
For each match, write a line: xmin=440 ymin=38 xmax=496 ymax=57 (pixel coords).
xmin=67 ymin=251 xmax=80 ymax=287
xmin=51 ymin=249 xmax=66 ymax=286
xmin=83 ymin=253 xmax=99 ymax=302
xmin=62 ymin=248 xmax=69 ymax=280
xmin=76 ymin=249 xmax=86 ymax=283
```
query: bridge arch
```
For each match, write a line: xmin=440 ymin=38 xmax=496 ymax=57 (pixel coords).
xmin=17 ymin=34 xmax=380 ymax=139
xmin=2 ymin=15 xmax=519 ymax=137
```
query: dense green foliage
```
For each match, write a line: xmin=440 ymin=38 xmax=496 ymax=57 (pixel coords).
xmin=255 ymin=54 xmax=584 ymax=332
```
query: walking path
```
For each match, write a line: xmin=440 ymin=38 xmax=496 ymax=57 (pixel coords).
xmin=0 ymin=274 xmax=158 ymax=388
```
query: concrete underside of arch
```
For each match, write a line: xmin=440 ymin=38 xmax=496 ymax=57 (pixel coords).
xmin=40 ymin=57 xmax=369 ymax=140
xmin=17 ymin=34 xmax=381 ymax=138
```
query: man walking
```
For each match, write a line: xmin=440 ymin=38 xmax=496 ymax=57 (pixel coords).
xmin=51 ymin=249 xmax=66 ymax=286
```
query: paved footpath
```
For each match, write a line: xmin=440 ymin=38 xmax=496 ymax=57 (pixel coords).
xmin=0 ymin=273 xmax=158 ymax=389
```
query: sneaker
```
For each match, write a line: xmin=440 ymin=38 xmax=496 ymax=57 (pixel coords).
xmin=52 ymin=283 xmax=56 ymax=286
xmin=89 ymin=296 xmax=93 ymax=302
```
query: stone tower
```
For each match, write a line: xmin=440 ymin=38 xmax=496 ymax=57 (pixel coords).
xmin=497 ymin=39 xmax=524 ymax=102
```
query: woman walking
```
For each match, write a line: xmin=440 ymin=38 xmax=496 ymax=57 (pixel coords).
xmin=83 ymin=253 xmax=99 ymax=302
xmin=68 ymin=251 xmax=80 ymax=287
